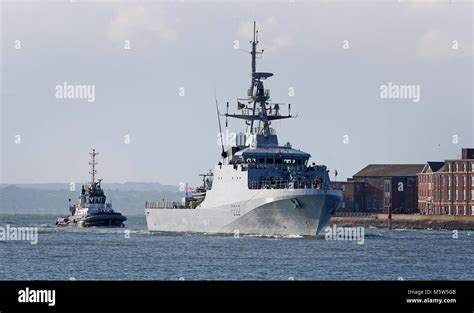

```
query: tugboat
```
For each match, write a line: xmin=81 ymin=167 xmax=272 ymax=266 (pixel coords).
xmin=145 ymin=22 xmax=342 ymax=236
xmin=56 ymin=149 xmax=127 ymax=227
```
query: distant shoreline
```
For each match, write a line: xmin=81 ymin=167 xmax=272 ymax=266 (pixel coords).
xmin=329 ymin=214 xmax=474 ymax=231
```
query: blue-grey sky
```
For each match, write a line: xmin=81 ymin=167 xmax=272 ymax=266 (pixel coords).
xmin=1 ymin=0 xmax=473 ymax=187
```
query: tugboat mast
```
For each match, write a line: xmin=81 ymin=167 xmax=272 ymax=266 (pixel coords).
xmin=89 ymin=149 xmax=98 ymax=184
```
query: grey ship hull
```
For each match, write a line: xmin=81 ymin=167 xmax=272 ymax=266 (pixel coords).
xmin=145 ymin=189 xmax=342 ymax=236
xmin=56 ymin=213 xmax=126 ymax=227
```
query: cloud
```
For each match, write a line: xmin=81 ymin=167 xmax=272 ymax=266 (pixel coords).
xmin=108 ymin=4 xmax=177 ymax=45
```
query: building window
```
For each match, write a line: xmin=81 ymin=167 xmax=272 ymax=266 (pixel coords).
xmin=448 ymin=190 xmax=451 ymax=200
xmin=455 ymin=176 xmax=459 ymax=186
xmin=464 ymin=163 xmax=467 ymax=172
xmin=472 ymin=205 xmax=474 ymax=216
xmin=455 ymin=190 xmax=458 ymax=201
xmin=464 ymin=190 xmax=466 ymax=201
xmin=448 ymin=176 xmax=451 ymax=186
xmin=448 ymin=205 xmax=452 ymax=215
xmin=456 ymin=163 xmax=459 ymax=172
xmin=464 ymin=176 xmax=467 ymax=186
xmin=448 ymin=163 xmax=451 ymax=172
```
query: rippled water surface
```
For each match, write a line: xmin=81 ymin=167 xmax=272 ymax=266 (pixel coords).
xmin=0 ymin=214 xmax=473 ymax=280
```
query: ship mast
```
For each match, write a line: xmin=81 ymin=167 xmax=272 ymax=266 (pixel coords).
xmin=249 ymin=21 xmax=260 ymax=134
xmin=225 ymin=21 xmax=293 ymax=138
xmin=89 ymin=149 xmax=98 ymax=185
xmin=251 ymin=21 xmax=258 ymax=85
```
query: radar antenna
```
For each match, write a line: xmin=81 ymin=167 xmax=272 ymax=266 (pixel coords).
xmin=225 ymin=21 xmax=294 ymax=138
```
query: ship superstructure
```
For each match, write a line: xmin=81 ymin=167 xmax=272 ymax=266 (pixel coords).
xmin=145 ymin=22 xmax=342 ymax=236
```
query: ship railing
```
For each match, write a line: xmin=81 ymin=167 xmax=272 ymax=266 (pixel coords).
xmin=247 ymin=163 xmax=306 ymax=171
xmin=145 ymin=201 xmax=187 ymax=209
xmin=248 ymin=180 xmax=321 ymax=190
xmin=248 ymin=179 xmax=343 ymax=190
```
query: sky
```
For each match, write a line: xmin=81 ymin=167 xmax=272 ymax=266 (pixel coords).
xmin=1 ymin=0 xmax=473 ymax=187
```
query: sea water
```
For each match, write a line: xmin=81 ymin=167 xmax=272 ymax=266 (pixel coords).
xmin=0 ymin=214 xmax=473 ymax=280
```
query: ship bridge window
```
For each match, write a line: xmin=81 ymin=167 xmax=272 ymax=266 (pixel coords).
xmin=266 ymin=158 xmax=274 ymax=164
xmin=258 ymin=158 xmax=265 ymax=164
xmin=275 ymin=158 xmax=283 ymax=164
xmin=297 ymin=159 xmax=303 ymax=165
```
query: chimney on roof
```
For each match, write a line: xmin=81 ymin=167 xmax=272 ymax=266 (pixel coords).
xmin=461 ymin=148 xmax=474 ymax=160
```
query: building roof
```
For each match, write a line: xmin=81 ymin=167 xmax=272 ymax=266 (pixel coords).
xmin=353 ymin=164 xmax=425 ymax=178
xmin=437 ymin=163 xmax=446 ymax=172
xmin=419 ymin=161 xmax=445 ymax=174
xmin=427 ymin=161 xmax=445 ymax=172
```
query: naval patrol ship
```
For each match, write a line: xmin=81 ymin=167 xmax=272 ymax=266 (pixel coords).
xmin=145 ymin=22 xmax=342 ymax=236
xmin=56 ymin=149 xmax=127 ymax=227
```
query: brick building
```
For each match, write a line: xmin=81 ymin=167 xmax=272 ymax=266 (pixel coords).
xmin=418 ymin=148 xmax=474 ymax=215
xmin=340 ymin=164 xmax=424 ymax=213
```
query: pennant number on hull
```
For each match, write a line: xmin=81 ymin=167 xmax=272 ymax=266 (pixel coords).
xmin=231 ymin=205 xmax=241 ymax=217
